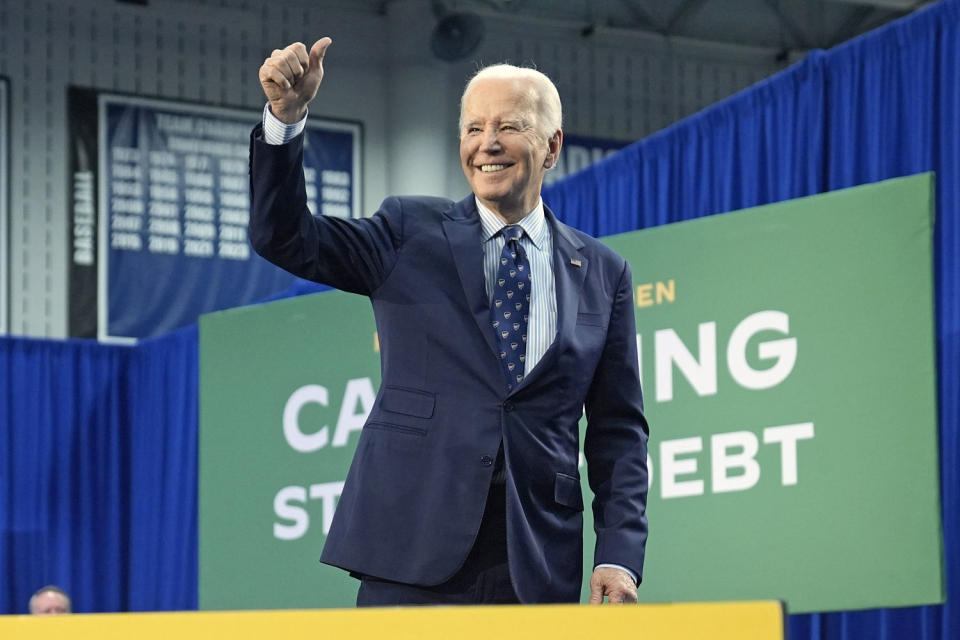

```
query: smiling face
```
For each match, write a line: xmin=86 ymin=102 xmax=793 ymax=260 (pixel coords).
xmin=459 ymin=77 xmax=562 ymax=223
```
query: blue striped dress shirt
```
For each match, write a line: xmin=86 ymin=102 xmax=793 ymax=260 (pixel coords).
xmin=475 ymin=198 xmax=556 ymax=376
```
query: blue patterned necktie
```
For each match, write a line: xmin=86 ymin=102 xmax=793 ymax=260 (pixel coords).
xmin=490 ymin=225 xmax=531 ymax=390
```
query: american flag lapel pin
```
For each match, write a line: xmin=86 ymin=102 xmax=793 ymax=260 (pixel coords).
xmin=570 ymin=258 xmax=582 ymax=268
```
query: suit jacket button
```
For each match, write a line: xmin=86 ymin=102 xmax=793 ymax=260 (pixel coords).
xmin=481 ymin=455 xmax=494 ymax=467
xmin=504 ymin=401 xmax=515 ymax=412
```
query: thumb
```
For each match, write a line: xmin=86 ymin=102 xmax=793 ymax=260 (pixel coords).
xmin=588 ymin=578 xmax=604 ymax=605
xmin=309 ymin=37 xmax=332 ymax=71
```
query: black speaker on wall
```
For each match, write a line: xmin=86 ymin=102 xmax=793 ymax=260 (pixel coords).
xmin=431 ymin=12 xmax=485 ymax=61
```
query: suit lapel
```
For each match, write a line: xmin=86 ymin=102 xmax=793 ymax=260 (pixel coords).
xmin=553 ymin=216 xmax=589 ymax=348
xmin=441 ymin=197 xmax=589 ymax=390
xmin=442 ymin=196 xmax=500 ymax=360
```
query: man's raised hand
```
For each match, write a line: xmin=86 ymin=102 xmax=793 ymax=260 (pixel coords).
xmin=258 ymin=38 xmax=332 ymax=124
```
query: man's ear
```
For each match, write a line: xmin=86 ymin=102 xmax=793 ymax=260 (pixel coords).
xmin=544 ymin=130 xmax=563 ymax=169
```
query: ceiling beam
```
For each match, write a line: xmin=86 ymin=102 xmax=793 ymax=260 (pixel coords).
xmin=615 ymin=0 xmax=667 ymax=33
xmin=665 ymin=0 xmax=710 ymax=34
xmin=822 ymin=0 xmax=915 ymax=8
xmin=828 ymin=5 xmax=878 ymax=46
xmin=761 ymin=0 xmax=813 ymax=49
xmin=484 ymin=0 xmax=528 ymax=12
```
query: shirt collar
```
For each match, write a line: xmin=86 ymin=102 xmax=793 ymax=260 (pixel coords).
xmin=475 ymin=197 xmax=548 ymax=250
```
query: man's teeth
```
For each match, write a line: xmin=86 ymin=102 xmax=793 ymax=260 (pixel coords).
xmin=481 ymin=164 xmax=507 ymax=172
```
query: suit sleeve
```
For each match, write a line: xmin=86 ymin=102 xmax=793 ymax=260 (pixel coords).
xmin=247 ymin=124 xmax=401 ymax=295
xmin=583 ymin=259 xmax=650 ymax=582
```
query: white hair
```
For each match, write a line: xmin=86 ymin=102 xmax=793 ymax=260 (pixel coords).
xmin=459 ymin=64 xmax=562 ymax=141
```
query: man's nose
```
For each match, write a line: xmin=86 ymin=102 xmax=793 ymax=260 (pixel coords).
xmin=480 ymin=127 xmax=502 ymax=151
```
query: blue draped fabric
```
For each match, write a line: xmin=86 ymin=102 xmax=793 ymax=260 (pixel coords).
xmin=546 ymin=52 xmax=827 ymax=234
xmin=1 ymin=1 xmax=959 ymax=635
xmin=543 ymin=1 xmax=959 ymax=637
xmin=126 ymin=325 xmax=199 ymax=611
xmin=0 ymin=326 xmax=198 ymax=614
xmin=0 ymin=337 xmax=130 ymax=613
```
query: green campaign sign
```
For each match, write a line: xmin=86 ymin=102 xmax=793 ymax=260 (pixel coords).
xmin=200 ymin=291 xmax=379 ymax=609
xmin=199 ymin=173 xmax=943 ymax=613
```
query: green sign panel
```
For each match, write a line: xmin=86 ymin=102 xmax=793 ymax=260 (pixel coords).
xmin=200 ymin=173 xmax=943 ymax=613
xmin=200 ymin=292 xmax=379 ymax=609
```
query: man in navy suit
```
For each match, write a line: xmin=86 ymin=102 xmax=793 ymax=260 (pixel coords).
xmin=250 ymin=37 xmax=649 ymax=606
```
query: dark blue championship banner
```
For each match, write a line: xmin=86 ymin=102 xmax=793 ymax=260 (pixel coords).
xmin=0 ymin=77 xmax=8 ymax=335
xmin=67 ymin=89 xmax=361 ymax=341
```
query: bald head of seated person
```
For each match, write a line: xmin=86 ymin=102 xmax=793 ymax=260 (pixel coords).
xmin=29 ymin=585 xmax=71 ymax=615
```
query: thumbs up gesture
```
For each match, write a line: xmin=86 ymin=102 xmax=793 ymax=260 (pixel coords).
xmin=258 ymin=38 xmax=332 ymax=124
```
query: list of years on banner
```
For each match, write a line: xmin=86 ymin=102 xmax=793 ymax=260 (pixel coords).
xmin=108 ymin=110 xmax=353 ymax=262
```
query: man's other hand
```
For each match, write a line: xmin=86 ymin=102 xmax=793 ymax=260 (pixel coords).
xmin=588 ymin=566 xmax=638 ymax=604
xmin=258 ymin=38 xmax=332 ymax=124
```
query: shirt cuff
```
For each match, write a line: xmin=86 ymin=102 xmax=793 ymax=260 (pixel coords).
xmin=595 ymin=563 xmax=638 ymax=585
xmin=262 ymin=103 xmax=307 ymax=145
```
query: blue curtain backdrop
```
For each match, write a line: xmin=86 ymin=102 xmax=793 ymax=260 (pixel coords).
xmin=0 ymin=326 xmax=198 ymax=614
xmin=542 ymin=1 xmax=959 ymax=637
xmin=1 ymin=0 xmax=958 ymax=636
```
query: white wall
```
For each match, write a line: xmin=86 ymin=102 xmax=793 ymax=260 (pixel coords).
xmin=0 ymin=0 xmax=784 ymax=337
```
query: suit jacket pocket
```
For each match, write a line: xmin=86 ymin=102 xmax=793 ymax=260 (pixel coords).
xmin=380 ymin=385 xmax=436 ymax=418
xmin=577 ymin=312 xmax=606 ymax=327
xmin=364 ymin=422 xmax=427 ymax=437
xmin=554 ymin=472 xmax=584 ymax=511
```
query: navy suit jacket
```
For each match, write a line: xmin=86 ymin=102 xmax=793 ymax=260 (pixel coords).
xmin=248 ymin=125 xmax=649 ymax=603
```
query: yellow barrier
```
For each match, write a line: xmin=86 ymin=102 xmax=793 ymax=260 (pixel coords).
xmin=0 ymin=601 xmax=784 ymax=639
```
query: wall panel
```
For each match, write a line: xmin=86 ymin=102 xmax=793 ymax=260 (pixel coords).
xmin=1 ymin=0 xmax=784 ymax=337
